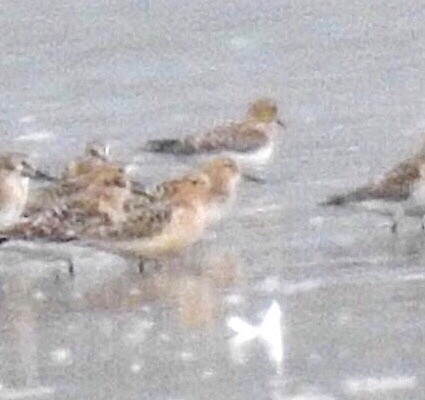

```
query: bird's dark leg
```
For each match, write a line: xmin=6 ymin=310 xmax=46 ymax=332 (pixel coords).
xmin=68 ymin=259 xmax=75 ymax=276
xmin=391 ymin=208 xmax=404 ymax=234
xmin=43 ymin=253 xmax=74 ymax=277
xmin=138 ymin=259 xmax=145 ymax=274
xmin=391 ymin=221 xmax=398 ymax=234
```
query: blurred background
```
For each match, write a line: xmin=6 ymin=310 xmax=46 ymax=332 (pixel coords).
xmin=0 ymin=0 xmax=425 ymax=399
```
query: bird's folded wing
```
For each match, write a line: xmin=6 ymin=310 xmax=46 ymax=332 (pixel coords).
xmin=82 ymin=200 xmax=173 ymax=240
xmin=194 ymin=124 xmax=268 ymax=153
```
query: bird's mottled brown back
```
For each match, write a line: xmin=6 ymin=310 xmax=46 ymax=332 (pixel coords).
xmin=187 ymin=124 xmax=268 ymax=153
xmin=371 ymin=158 xmax=422 ymax=200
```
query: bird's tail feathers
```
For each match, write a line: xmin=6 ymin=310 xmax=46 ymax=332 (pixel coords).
xmin=143 ymin=139 xmax=195 ymax=155
xmin=320 ymin=187 xmax=371 ymax=207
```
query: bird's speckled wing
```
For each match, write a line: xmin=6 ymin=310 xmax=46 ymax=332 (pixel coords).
xmin=186 ymin=124 xmax=268 ymax=153
xmin=1 ymin=207 xmax=88 ymax=242
xmin=83 ymin=199 xmax=173 ymax=240
xmin=25 ymin=175 xmax=102 ymax=213
xmin=3 ymin=191 xmax=173 ymax=243
xmin=144 ymin=123 xmax=267 ymax=155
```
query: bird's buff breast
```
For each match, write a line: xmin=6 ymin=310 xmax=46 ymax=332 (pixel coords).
xmin=112 ymin=205 xmax=206 ymax=258
xmin=0 ymin=175 xmax=28 ymax=227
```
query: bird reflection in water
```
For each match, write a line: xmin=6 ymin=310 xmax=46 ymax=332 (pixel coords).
xmin=0 ymin=274 xmax=56 ymax=396
xmin=81 ymin=250 xmax=243 ymax=328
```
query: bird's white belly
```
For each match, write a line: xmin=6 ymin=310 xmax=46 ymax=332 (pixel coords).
xmin=411 ymin=181 xmax=425 ymax=205
xmin=404 ymin=181 xmax=425 ymax=216
xmin=230 ymin=141 xmax=274 ymax=166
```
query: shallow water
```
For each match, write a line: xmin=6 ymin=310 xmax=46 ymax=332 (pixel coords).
xmin=1 ymin=0 xmax=425 ymax=399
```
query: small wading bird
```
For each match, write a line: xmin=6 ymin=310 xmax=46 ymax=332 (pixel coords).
xmin=198 ymin=157 xmax=241 ymax=223
xmin=1 ymin=172 xmax=212 ymax=275
xmin=143 ymin=98 xmax=286 ymax=167
xmin=321 ymin=149 xmax=425 ymax=233
xmin=26 ymin=141 xmax=147 ymax=217
xmin=26 ymin=156 xmax=132 ymax=224
xmin=64 ymin=140 xmax=147 ymax=193
xmin=0 ymin=153 xmax=54 ymax=229
xmin=135 ymin=157 xmax=242 ymax=224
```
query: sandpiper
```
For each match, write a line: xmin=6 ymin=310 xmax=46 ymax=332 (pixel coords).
xmin=1 ymin=173 xmax=212 ymax=272
xmin=27 ymin=160 xmax=132 ymax=224
xmin=65 ymin=141 xmax=146 ymax=194
xmin=66 ymin=163 xmax=131 ymax=224
xmin=0 ymin=153 xmax=53 ymax=228
xmin=322 ymin=151 xmax=425 ymax=232
xmin=143 ymin=98 xmax=286 ymax=166
xmin=26 ymin=140 xmax=145 ymax=220
xmin=198 ymin=157 xmax=241 ymax=223
xmin=136 ymin=157 xmax=242 ymax=224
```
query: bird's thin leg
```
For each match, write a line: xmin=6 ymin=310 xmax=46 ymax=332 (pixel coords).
xmin=138 ymin=259 xmax=145 ymax=274
xmin=68 ymin=259 xmax=75 ymax=276
xmin=391 ymin=221 xmax=398 ymax=233
xmin=136 ymin=258 xmax=162 ymax=274
xmin=391 ymin=207 xmax=404 ymax=234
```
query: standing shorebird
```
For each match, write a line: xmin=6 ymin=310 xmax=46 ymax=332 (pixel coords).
xmin=198 ymin=157 xmax=241 ymax=223
xmin=321 ymin=150 xmax=425 ymax=232
xmin=143 ymin=98 xmax=286 ymax=166
xmin=65 ymin=141 xmax=146 ymax=194
xmin=64 ymin=163 xmax=132 ymax=224
xmin=26 ymin=140 xmax=149 ymax=222
xmin=0 ymin=153 xmax=53 ymax=228
xmin=1 ymin=173 xmax=212 ymax=273
xmin=26 ymin=151 xmax=132 ymax=224
xmin=136 ymin=157 xmax=242 ymax=224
